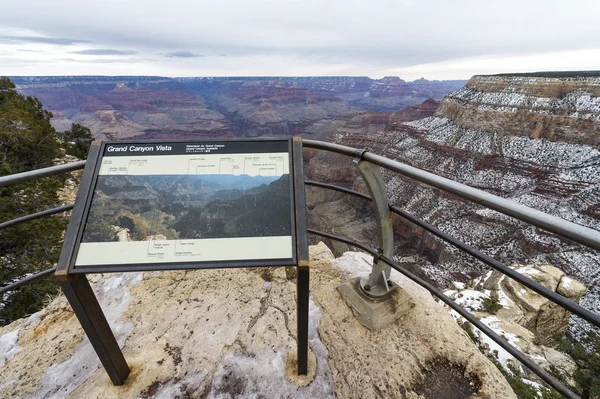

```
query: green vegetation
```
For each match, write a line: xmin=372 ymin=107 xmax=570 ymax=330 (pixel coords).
xmin=482 ymin=295 xmax=503 ymax=314
xmin=496 ymin=362 xmax=562 ymax=399
xmin=464 ymin=317 xmax=599 ymax=398
xmin=59 ymin=122 xmax=93 ymax=160
xmin=460 ymin=321 xmax=561 ymax=399
xmin=555 ymin=331 xmax=600 ymax=399
xmin=0 ymin=76 xmax=68 ymax=325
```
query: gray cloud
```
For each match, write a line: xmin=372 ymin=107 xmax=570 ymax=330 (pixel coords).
xmin=60 ymin=57 xmax=139 ymax=63
xmin=1 ymin=0 xmax=599 ymax=78
xmin=70 ymin=49 xmax=137 ymax=55
xmin=0 ymin=34 xmax=90 ymax=45
xmin=163 ymin=51 xmax=203 ymax=58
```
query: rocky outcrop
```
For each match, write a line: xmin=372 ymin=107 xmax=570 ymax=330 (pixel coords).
xmin=445 ymin=264 xmax=587 ymax=386
xmin=478 ymin=265 xmax=587 ymax=342
xmin=0 ymin=243 xmax=515 ymax=398
xmin=437 ymin=75 xmax=600 ymax=146
xmin=491 ymin=265 xmax=587 ymax=344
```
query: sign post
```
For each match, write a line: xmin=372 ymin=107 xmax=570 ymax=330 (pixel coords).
xmin=56 ymin=138 xmax=310 ymax=384
xmin=292 ymin=137 xmax=309 ymax=375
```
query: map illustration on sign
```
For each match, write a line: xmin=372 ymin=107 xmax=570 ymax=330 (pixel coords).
xmin=73 ymin=140 xmax=295 ymax=270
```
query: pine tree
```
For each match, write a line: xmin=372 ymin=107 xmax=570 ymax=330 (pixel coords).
xmin=0 ymin=76 xmax=68 ymax=325
xmin=557 ymin=332 xmax=600 ymax=399
xmin=59 ymin=123 xmax=93 ymax=160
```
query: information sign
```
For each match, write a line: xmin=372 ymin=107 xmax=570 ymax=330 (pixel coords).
xmin=55 ymin=137 xmax=309 ymax=385
xmin=70 ymin=139 xmax=296 ymax=273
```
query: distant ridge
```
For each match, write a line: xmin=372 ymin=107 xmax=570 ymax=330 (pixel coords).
xmin=487 ymin=70 xmax=600 ymax=78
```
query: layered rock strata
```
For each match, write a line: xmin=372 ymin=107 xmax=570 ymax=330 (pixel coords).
xmin=306 ymin=74 xmax=599 ymax=339
xmin=12 ymin=76 xmax=463 ymax=139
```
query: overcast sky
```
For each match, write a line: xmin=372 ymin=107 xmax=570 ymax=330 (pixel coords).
xmin=1 ymin=0 xmax=599 ymax=80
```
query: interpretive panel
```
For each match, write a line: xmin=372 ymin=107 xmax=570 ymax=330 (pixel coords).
xmin=70 ymin=139 xmax=296 ymax=273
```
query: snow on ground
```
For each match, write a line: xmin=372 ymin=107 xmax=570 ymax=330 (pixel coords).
xmin=333 ymin=250 xmax=427 ymax=290
xmin=444 ymin=289 xmax=487 ymax=312
xmin=0 ymin=329 xmax=23 ymax=367
xmin=0 ymin=379 xmax=18 ymax=391
xmin=476 ymin=316 xmax=519 ymax=367
xmin=332 ymin=251 xmax=372 ymax=279
xmin=514 ymin=266 xmax=540 ymax=276
xmin=206 ymin=298 xmax=335 ymax=399
xmin=27 ymin=272 xmax=143 ymax=399
xmin=496 ymin=276 xmax=511 ymax=307
xmin=560 ymin=276 xmax=575 ymax=289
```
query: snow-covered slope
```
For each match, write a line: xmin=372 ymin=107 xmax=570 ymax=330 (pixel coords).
xmin=437 ymin=75 xmax=600 ymax=145
xmin=306 ymin=74 xmax=600 ymax=338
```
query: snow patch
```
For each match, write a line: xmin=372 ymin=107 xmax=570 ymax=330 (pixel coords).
xmin=477 ymin=316 xmax=520 ymax=367
xmin=24 ymin=312 xmax=41 ymax=327
xmin=0 ymin=379 xmax=18 ymax=390
xmin=515 ymin=266 xmax=540 ymax=275
xmin=332 ymin=251 xmax=372 ymax=279
xmin=450 ymin=290 xmax=487 ymax=312
xmin=0 ymin=329 xmax=23 ymax=367
xmin=27 ymin=272 xmax=143 ymax=399
xmin=207 ymin=297 xmax=335 ymax=398
xmin=496 ymin=276 xmax=511 ymax=307
xmin=560 ymin=276 xmax=574 ymax=289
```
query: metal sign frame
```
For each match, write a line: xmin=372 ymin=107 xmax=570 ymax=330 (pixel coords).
xmin=66 ymin=137 xmax=298 ymax=274
xmin=55 ymin=137 xmax=309 ymax=385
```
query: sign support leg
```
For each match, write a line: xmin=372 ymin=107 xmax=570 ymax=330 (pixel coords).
xmin=292 ymin=137 xmax=310 ymax=375
xmin=58 ymin=273 xmax=130 ymax=385
xmin=297 ymin=261 xmax=309 ymax=375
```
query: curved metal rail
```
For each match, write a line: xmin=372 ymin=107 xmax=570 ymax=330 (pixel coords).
xmin=308 ymin=228 xmax=579 ymax=399
xmin=304 ymin=139 xmax=600 ymax=399
xmin=303 ymin=139 xmax=600 ymax=251
xmin=305 ymin=180 xmax=600 ymax=328
xmin=0 ymin=161 xmax=85 ymax=295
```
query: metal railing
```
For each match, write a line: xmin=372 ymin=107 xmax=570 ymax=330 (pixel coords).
xmin=302 ymin=139 xmax=600 ymax=399
xmin=2 ymin=140 xmax=600 ymax=399
xmin=0 ymin=162 xmax=85 ymax=292
xmin=0 ymin=161 xmax=86 ymax=188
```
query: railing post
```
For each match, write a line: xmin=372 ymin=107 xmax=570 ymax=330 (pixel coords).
xmin=354 ymin=158 xmax=394 ymax=297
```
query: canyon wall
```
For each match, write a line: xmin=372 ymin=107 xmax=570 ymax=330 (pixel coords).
xmin=11 ymin=76 xmax=464 ymax=140
xmin=437 ymin=74 xmax=600 ymax=146
xmin=307 ymin=74 xmax=600 ymax=337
